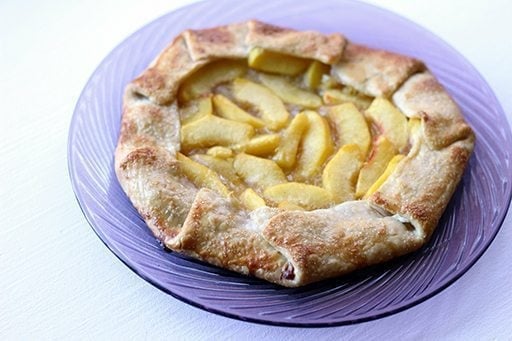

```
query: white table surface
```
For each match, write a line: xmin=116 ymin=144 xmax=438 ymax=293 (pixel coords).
xmin=2 ymin=0 xmax=511 ymax=339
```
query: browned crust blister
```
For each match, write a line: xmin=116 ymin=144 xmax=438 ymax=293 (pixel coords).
xmin=115 ymin=20 xmax=474 ymax=286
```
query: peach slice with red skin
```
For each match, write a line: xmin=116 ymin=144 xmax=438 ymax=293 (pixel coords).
xmin=365 ymin=97 xmax=408 ymax=152
xmin=327 ymin=102 xmax=371 ymax=157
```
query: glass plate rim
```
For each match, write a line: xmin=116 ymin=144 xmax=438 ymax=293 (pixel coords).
xmin=67 ymin=0 xmax=512 ymax=327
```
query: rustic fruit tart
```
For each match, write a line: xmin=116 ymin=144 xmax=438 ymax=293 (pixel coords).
xmin=115 ymin=20 xmax=474 ymax=286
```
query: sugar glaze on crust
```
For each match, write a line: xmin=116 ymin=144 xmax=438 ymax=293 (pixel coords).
xmin=115 ymin=20 xmax=474 ymax=287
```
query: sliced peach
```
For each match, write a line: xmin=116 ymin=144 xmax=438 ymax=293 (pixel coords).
xmin=233 ymin=153 xmax=287 ymax=190
xmin=273 ymin=112 xmax=309 ymax=169
xmin=212 ymin=94 xmax=265 ymax=128
xmin=191 ymin=154 xmax=242 ymax=188
xmin=327 ymin=103 xmax=371 ymax=157
xmin=248 ymin=47 xmax=310 ymax=76
xmin=355 ymin=136 xmax=397 ymax=198
xmin=264 ymin=182 xmax=334 ymax=210
xmin=322 ymin=88 xmax=372 ymax=110
xmin=277 ymin=201 xmax=305 ymax=211
xmin=364 ymin=154 xmax=405 ymax=199
xmin=181 ymin=115 xmax=254 ymax=150
xmin=240 ymin=188 xmax=267 ymax=210
xmin=234 ymin=134 xmax=280 ymax=156
xmin=177 ymin=153 xmax=230 ymax=197
xmin=303 ymin=61 xmax=330 ymax=89
xmin=322 ymin=144 xmax=364 ymax=203
xmin=258 ymin=73 xmax=322 ymax=108
xmin=206 ymin=146 xmax=233 ymax=159
xmin=294 ymin=111 xmax=334 ymax=181
xmin=178 ymin=60 xmax=247 ymax=102
xmin=231 ymin=78 xmax=290 ymax=130
xmin=365 ymin=97 xmax=408 ymax=152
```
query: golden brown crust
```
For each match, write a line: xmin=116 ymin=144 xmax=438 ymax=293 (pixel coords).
xmin=263 ymin=202 xmax=424 ymax=286
xmin=130 ymin=20 xmax=346 ymax=105
xmin=118 ymin=88 xmax=181 ymax=153
xmin=368 ymin=135 xmax=474 ymax=240
xmin=115 ymin=145 xmax=197 ymax=240
xmin=115 ymin=20 xmax=475 ymax=287
xmin=246 ymin=20 xmax=346 ymax=64
xmin=165 ymin=189 xmax=290 ymax=284
xmin=183 ymin=22 xmax=250 ymax=61
xmin=332 ymin=43 xmax=425 ymax=97
xmin=392 ymin=71 xmax=474 ymax=149
xmin=131 ymin=35 xmax=207 ymax=105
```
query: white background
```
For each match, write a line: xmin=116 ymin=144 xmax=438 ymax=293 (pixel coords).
xmin=1 ymin=0 xmax=511 ymax=339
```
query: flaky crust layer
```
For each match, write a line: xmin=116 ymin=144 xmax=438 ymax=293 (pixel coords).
xmin=115 ymin=20 xmax=474 ymax=287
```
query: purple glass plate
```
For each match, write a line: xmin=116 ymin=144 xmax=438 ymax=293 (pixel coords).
xmin=68 ymin=0 xmax=512 ymax=327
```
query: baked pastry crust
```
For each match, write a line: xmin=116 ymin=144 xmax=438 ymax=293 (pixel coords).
xmin=115 ymin=20 xmax=474 ymax=287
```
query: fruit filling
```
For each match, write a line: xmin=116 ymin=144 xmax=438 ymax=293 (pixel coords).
xmin=177 ymin=49 xmax=412 ymax=211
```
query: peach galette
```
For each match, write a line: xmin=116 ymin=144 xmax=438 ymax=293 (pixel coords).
xmin=115 ymin=20 xmax=474 ymax=287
